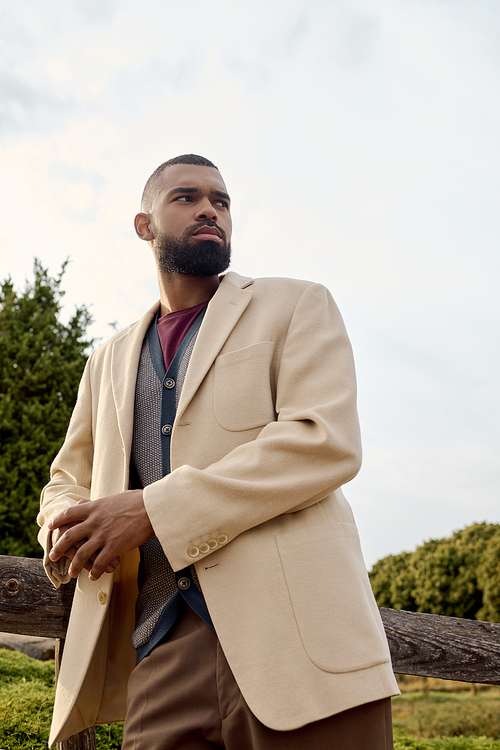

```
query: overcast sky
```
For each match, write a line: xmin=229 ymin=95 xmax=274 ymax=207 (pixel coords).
xmin=1 ymin=0 xmax=499 ymax=568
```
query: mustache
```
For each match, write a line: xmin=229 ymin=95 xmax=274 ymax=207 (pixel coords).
xmin=186 ymin=220 xmax=227 ymax=241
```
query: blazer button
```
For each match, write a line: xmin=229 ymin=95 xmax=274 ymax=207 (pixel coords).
xmin=188 ymin=545 xmax=199 ymax=558
xmin=162 ymin=424 xmax=172 ymax=436
xmin=178 ymin=577 xmax=190 ymax=590
xmin=164 ymin=377 xmax=175 ymax=389
xmin=216 ymin=534 xmax=228 ymax=545
xmin=207 ymin=538 xmax=218 ymax=549
xmin=97 ymin=591 xmax=107 ymax=605
xmin=199 ymin=543 xmax=210 ymax=554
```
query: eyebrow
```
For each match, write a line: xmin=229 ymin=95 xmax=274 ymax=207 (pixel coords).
xmin=167 ymin=186 xmax=231 ymax=203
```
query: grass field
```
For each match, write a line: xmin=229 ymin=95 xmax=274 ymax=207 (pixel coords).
xmin=1 ymin=650 xmax=499 ymax=749
xmin=0 ymin=649 xmax=123 ymax=749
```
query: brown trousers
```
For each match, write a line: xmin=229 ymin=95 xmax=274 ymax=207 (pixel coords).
xmin=122 ymin=605 xmax=393 ymax=750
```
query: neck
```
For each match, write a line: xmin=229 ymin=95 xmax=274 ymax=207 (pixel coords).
xmin=156 ymin=272 xmax=220 ymax=315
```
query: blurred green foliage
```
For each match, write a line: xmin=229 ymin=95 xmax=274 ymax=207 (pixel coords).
xmin=0 ymin=649 xmax=123 ymax=749
xmin=369 ymin=522 xmax=500 ymax=622
xmin=0 ymin=259 xmax=93 ymax=557
xmin=0 ymin=649 xmax=54 ymax=749
xmin=2 ymin=649 xmax=499 ymax=749
xmin=393 ymin=728 xmax=499 ymax=749
xmin=393 ymin=689 xmax=500 ymax=739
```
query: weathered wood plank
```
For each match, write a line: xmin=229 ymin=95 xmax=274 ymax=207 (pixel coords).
xmin=0 ymin=555 xmax=74 ymax=638
xmin=381 ymin=607 xmax=500 ymax=684
xmin=2 ymin=556 xmax=500 ymax=687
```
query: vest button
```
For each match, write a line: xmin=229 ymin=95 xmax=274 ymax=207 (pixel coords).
xmin=97 ymin=591 xmax=107 ymax=605
xmin=162 ymin=424 xmax=172 ymax=436
xmin=164 ymin=378 xmax=175 ymax=389
xmin=178 ymin=577 xmax=191 ymax=590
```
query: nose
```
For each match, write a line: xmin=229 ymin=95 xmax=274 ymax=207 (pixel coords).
xmin=194 ymin=197 xmax=218 ymax=223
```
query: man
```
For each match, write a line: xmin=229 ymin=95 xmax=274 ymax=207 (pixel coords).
xmin=38 ymin=154 xmax=399 ymax=749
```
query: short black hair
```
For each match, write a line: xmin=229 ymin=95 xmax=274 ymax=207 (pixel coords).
xmin=141 ymin=154 xmax=219 ymax=213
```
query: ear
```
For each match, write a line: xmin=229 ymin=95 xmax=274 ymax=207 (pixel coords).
xmin=134 ymin=213 xmax=154 ymax=241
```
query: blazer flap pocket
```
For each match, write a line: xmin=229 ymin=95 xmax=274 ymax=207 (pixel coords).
xmin=214 ymin=341 xmax=276 ymax=431
xmin=276 ymin=523 xmax=390 ymax=673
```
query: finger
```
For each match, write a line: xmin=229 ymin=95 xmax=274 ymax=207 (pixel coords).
xmin=82 ymin=548 xmax=99 ymax=572
xmin=61 ymin=545 xmax=82 ymax=561
xmin=88 ymin=548 xmax=119 ymax=582
xmin=52 ymin=531 xmax=112 ymax=574
xmin=48 ymin=503 xmax=91 ymax=531
xmin=67 ymin=539 xmax=104 ymax=578
xmin=64 ymin=545 xmax=103 ymax=574
xmin=80 ymin=551 xmax=119 ymax=577
xmin=49 ymin=524 xmax=92 ymax=561
xmin=51 ymin=521 xmax=81 ymax=547
xmin=81 ymin=550 xmax=120 ymax=574
xmin=104 ymin=556 xmax=121 ymax=573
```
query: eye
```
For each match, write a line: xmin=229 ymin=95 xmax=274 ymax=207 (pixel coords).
xmin=175 ymin=195 xmax=193 ymax=202
xmin=215 ymin=200 xmax=229 ymax=209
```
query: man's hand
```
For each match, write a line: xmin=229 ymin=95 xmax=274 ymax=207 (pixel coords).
xmin=51 ymin=526 xmax=121 ymax=576
xmin=49 ymin=498 xmax=120 ymax=576
xmin=48 ymin=490 xmax=154 ymax=581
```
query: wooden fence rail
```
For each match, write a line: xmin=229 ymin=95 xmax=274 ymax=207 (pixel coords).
xmin=2 ymin=555 xmax=500 ymax=749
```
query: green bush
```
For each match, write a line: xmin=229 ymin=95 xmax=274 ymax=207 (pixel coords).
xmin=0 ymin=649 xmax=122 ymax=749
xmin=0 ymin=650 xmax=54 ymax=749
xmin=370 ymin=523 xmax=500 ymax=622
xmin=95 ymin=722 xmax=124 ymax=748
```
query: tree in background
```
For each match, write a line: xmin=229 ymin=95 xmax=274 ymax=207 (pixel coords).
xmin=368 ymin=550 xmax=417 ymax=612
xmin=476 ymin=531 xmax=500 ymax=622
xmin=369 ymin=522 xmax=500 ymax=622
xmin=0 ymin=259 xmax=93 ymax=557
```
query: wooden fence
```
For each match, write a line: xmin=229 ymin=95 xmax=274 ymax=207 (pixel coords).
xmin=1 ymin=554 xmax=500 ymax=749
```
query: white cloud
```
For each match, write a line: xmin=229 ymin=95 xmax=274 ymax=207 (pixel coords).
xmin=0 ymin=0 xmax=499 ymax=567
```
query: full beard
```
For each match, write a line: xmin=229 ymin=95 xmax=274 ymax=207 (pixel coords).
xmin=154 ymin=229 xmax=231 ymax=277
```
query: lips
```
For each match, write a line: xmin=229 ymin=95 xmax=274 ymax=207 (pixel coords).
xmin=192 ymin=225 xmax=222 ymax=240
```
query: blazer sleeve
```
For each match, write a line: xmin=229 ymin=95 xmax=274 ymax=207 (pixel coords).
xmin=37 ymin=354 xmax=95 ymax=587
xmin=143 ymin=282 xmax=362 ymax=571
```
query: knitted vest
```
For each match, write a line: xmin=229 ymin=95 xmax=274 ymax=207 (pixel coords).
xmin=130 ymin=311 xmax=213 ymax=663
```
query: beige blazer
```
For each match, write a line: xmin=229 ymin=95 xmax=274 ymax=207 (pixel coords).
xmin=38 ymin=272 xmax=399 ymax=746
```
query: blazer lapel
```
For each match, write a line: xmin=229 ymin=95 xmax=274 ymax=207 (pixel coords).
xmin=176 ymin=272 xmax=254 ymax=418
xmin=109 ymin=273 xmax=254 ymax=450
xmin=111 ymin=302 xmax=159 ymax=459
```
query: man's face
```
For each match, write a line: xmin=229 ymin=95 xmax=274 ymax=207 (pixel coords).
xmin=149 ymin=164 xmax=232 ymax=276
